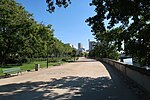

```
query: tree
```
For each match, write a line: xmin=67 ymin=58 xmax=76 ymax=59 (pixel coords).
xmin=0 ymin=0 xmax=34 ymax=65
xmin=124 ymin=24 xmax=150 ymax=66
xmin=71 ymin=49 xmax=77 ymax=61
xmin=0 ymin=0 xmax=76 ymax=66
xmin=89 ymin=41 xmax=119 ymax=60
xmin=85 ymin=0 xmax=149 ymax=32
xmin=85 ymin=0 xmax=150 ymax=66
xmin=46 ymin=0 xmax=71 ymax=13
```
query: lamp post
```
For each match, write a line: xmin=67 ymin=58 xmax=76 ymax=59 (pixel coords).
xmin=47 ymin=43 xmax=48 ymax=68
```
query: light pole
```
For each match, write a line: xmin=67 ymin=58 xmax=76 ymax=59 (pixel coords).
xmin=47 ymin=43 xmax=48 ymax=68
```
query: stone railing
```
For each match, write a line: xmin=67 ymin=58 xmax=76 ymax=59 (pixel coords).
xmin=101 ymin=58 xmax=150 ymax=93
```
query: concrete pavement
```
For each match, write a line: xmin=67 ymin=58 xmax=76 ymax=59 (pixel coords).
xmin=0 ymin=57 xmax=139 ymax=100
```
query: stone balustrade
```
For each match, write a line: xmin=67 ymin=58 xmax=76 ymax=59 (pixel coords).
xmin=101 ymin=58 xmax=150 ymax=93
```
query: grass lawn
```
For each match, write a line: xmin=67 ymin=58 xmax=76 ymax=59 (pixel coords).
xmin=0 ymin=61 xmax=64 ymax=76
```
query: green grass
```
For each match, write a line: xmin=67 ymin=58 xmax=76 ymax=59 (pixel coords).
xmin=20 ymin=61 xmax=47 ymax=71
xmin=0 ymin=61 xmax=64 ymax=76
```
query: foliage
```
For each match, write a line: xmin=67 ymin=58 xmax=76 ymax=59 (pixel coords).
xmin=89 ymin=42 xmax=119 ymax=60
xmin=0 ymin=0 xmax=75 ymax=66
xmin=46 ymin=0 xmax=71 ymax=13
xmin=86 ymin=0 xmax=149 ymax=32
xmin=85 ymin=0 xmax=150 ymax=66
xmin=48 ymin=58 xmax=61 ymax=62
xmin=0 ymin=0 xmax=32 ymax=65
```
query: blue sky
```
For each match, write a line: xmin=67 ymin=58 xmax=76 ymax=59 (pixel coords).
xmin=16 ymin=0 xmax=96 ymax=49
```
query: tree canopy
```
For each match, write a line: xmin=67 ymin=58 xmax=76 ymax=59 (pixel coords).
xmin=85 ymin=0 xmax=150 ymax=66
xmin=0 ymin=0 xmax=75 ymax=65
xmin=46 ymin=0 xmax=71 ymax=13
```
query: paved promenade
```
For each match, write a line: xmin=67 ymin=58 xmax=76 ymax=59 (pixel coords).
xmin=0 ymin=57 xmax=139 ymax=100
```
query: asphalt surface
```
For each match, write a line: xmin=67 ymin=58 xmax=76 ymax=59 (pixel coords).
xmin=0 ymin=57 xmax=139 ymax=100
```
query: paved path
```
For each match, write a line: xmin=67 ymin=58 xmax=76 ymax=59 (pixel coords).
xmin=0 ymin=57 xmax=138 ymax=100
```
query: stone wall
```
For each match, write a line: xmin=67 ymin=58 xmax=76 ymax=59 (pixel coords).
xmin=101 ymin=58 xmax=150 ymax=93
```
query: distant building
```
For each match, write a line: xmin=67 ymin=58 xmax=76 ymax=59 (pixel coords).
xmin=89 ymin=40 xmax=96 ymax=51
xmin=77 ymin=43 xmax=85 ymax=55
xmin=78 ymin=43 xmax=83 ymax=49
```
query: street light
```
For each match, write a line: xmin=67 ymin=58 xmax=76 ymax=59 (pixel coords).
xmin=47 ymin=42 xmax=48 ymax=68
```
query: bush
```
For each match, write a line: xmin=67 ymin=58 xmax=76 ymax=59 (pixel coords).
xmin=61 ymin=57 xmax=72 ymax=62
xmin=62 ymin=58 xmax=67 ymax=62
xmin=48 ymin=58 xmax=61 ymax=62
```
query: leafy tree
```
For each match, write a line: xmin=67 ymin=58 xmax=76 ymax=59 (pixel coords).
xmin=89 ymin=41 xmax=119 ymax=60
xmin=125 ymin=24 xmax=150 ymax=66
xmin=86 ymin=0 xmax=149 ymax=32
xmin=71 ymin=49 xmax=77 ymax=61
xmin=46 ymin=0 xmax=71 ymax=13
xmin=0 ymin=0 xmax=34 ymax=65
xmin=0 ymin=0 xmax=75 ymax=66
xmin=85 ymin=0 xmax=150 ymax=66
xmin=36 ymin=24 xmax=54 ymax=58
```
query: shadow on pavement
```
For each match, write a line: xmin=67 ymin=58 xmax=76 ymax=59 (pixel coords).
xmin=0 ymin=76 xmax=122 ymax=100
xmin=0 ymin=60 xmax=140 ymax=100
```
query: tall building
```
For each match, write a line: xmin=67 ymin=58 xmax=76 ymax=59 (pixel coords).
xmin=77 ymin=43 xmax=85 ymax=55
xmin=89 ymin=40 xmax=96 ymax=51
xmin=78 ymin=43 xmax=83 ymax=49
